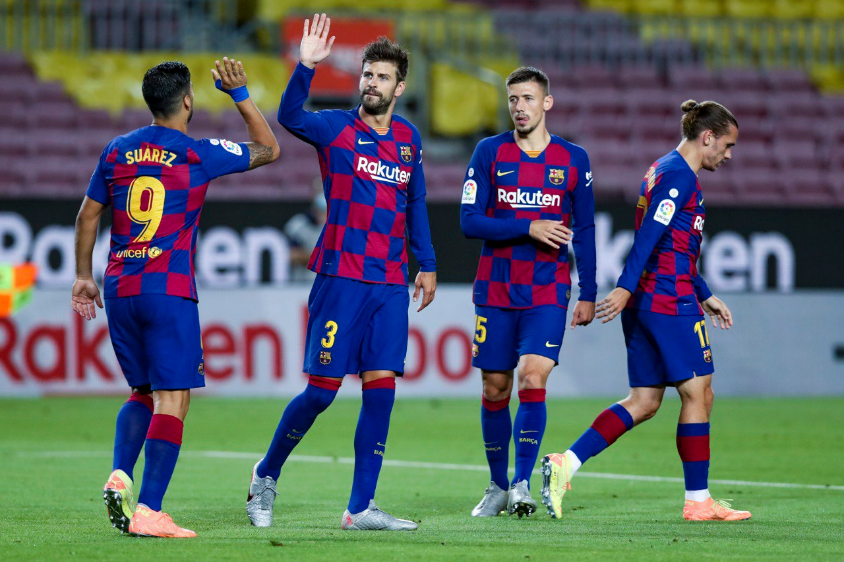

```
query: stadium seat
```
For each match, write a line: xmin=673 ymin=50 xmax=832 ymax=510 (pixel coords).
xmin=719 ymin=67 xmax=769 ymax=93
xmin=724 ymin=0 xmax=771 ymax=18
xmin=813 ymin=0 xmax=844 ymax=18
xmin=736 ymin=168 xmax=787 ymax=205
xmin=631 ymin=0 xmax=677 ymax=16
xmin=764 ymin=68 xmax=815 ymax=92
xmin=771 ymin=0 xmax=814 ymax=19
xmin=677 ymin=0 xmax=723 ymax=17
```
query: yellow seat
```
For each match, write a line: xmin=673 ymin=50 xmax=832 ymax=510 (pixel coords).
xmin=677 ymin=0 xmax=724 ymax=17
xmin=814 ymin=0 xmax=844 ymax=18
xmin=811 ymin=64 xmax=844 ymax=94
xmin=586 ymin=0 xmax=634 ymax=14
xmin=724 ymin=0 xmax=771 ymax=17
xmin=771 ymin=0 xmax=814 ymax=19
xmin=633 ymin=0 xmax=679 ymax=16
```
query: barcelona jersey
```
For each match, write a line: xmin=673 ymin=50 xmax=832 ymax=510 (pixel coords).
xmin=277 ymin=63 xmax=436 ymax=286
xmin=460 ymin=132 xmax=597 ymax=309
xmin=617 ymin=150 xmax=712 ymax=316
xmin=86 ymin=125 xmax=250 ymax=300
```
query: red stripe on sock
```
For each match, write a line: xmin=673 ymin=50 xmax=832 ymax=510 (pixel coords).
xmin=481 ymin=395 xmax=511 ymax=411
xmin=676 ymin=434 xmax=710 ymax=462
xmin=308 ymin=375 xmax=343 ymax=391
xmin=127 ymin=392 xmax=153 ymax=413
xmin=591 ymin=408 xmax=628 ymax=445
xmin=362 ymin=377 xmax=396 ymax=391
xmin=517 ymin=389 xmax=546 ymax=403
xmin=146 ymin=414 xmax=184 ymax=446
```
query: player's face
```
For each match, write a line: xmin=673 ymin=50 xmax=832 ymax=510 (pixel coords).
xmin=359 ymin=61 xmax=405 ymax=116
xmin=701 ymin=124 xmax=738 ymax=172
xmin=508 ymin=81 xmax=552 ymax=136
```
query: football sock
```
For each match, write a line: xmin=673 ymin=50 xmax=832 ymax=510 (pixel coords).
xmin=480 ymin=395 xmax=512 ymax=490
xmin=569 ymin=403 xmax=634 ymax=470
xmin=112 ymin=392 xmax=153 ymax=481
xmin=258 ymin=376 xmax=341 ymax=480
xmin=137 ymin=414 xmax=183 ymax=512
xmin=677 ymin=422 xmax=711 ymax=501
xmin=512 ymin=389 xmax=546 ymax=488
xmin=564 ymin=449 xmax=583 ymax=476
xmin=348 ymin=378 xmax=395 ymax=514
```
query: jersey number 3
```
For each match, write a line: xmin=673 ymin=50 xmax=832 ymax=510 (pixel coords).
xmin=127 ymin=176 xmax=166 ymax=243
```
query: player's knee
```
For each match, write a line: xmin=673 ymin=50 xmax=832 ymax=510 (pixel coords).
xmin=627 ymin=396 xmax=661 ymax=420
xmin=517 ymin=372 xmax=545 ymax=391
xmin=304 ymin=376 xmax=341 ymax=411
xmin=482 ymin=384 xmax=510 ymax=402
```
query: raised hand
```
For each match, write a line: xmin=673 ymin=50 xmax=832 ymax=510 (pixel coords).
xmin=212 ymin=57 xmax=247 ymax=90
xmin=595 ymin=287 xmax=632 ymax=324
xmin=300 ymin=13 xmax=336 ymax=69
xmin=529 ymin=220 xmax=573 ymax=250
xmin=71 ymin=277 xmax=103 ymax=321
xmin=702 ymin=295 xmax=733 ymax=330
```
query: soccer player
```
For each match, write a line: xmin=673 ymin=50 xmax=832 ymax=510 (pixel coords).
xmin=460 ymin=67 xmax=597 ymax=518
xmin=73 ymin=57 xmax=279 ymax=537
xmin=246 ymin=14 xmax=436 ymax=531
xmin=540 ymin=100 xmax=752 ymax=522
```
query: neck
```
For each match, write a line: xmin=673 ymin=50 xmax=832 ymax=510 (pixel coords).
xmin=676 ymin=138 xmax=702 ymax=174
xmin=358 ymin=105 xmax=393 ymax=129
xmin=513 ymin=125 xmax=551 ymax=153
xmin=153 ymin=115 xmax=189 ymax=135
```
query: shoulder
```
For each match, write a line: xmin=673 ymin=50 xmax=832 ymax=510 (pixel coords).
xmin=655 ymin=153 xmax=696 ymax=184
xmin=474 ymin=131 xmax=512 ymax=158
xmin=550 ymin=135 xmax=590 ymax=164
xmin=391 ymin=113 xmax=422 ymax=142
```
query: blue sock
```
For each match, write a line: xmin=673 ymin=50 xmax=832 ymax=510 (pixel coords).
xmin=512 ymin=389 xmax=547 ymax=488
xmin=137 ymin=414 xmax=183 ymax=512
xmin=112 ymin=392 xmax=153 ymax=481
xmin=258 ymin=377 xmax=341 ymax=480
xmin=570 ymin=403 xmax=634 ymax=464
xmin=348 ymin=378 xmax=395 ymax=514
xmin=677 ymin=422 xmax=710 ymax=492
xmin=481 ymin=395 xmax=511 ymax=490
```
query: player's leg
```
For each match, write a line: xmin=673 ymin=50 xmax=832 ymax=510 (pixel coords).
xmin=342 ymin=284 xmax=415 ymax=531
xmin=102 ymin=296 xmax=153 ymax=533
xmin=471 ymin=305 xmax=518 ymax=516
xmin=129 ymin=295 xmax=204 ymax=538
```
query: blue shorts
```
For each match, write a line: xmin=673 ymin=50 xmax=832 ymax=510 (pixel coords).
xmin=303 ymin=274 xmax=409 ymax=377
xmin=621 ymin=308 xmax=715 ymax=387
xmin=471 ymin=304 xmax=567 ymax=371
xmin=105 ymin=295 xmax=205 ymax=391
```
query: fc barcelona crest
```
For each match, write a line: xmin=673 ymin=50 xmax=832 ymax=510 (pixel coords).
xmin=549 ymin=168 xmax=565 ymax=185
xmin=703 ymin=349 xmax=712 ymax=363
xmin=319 ymin=351 xmax=332 ymax=365
xmin=400 ymin=145 xmax=413 ymax=163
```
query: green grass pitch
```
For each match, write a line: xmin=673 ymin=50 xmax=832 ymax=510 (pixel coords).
xmin=1 ymin=396 xmax=842 ymax=560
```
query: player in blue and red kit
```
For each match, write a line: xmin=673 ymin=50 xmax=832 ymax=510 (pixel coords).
xmin=460 ymin=67 xmax=597 ymax=518
xmin=540 ymin=100 xmax=751 ymax=522
xmin=73 ymin=58 xmax=279 ymax=537
xmin=246 ymin=14 xmax=436 ymax=531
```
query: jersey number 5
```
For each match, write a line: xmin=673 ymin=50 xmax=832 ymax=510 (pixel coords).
xmin=474 ymin=315 xmax=487 ymax=343
xmin=127 ymin=176 xmax=166 ymax=243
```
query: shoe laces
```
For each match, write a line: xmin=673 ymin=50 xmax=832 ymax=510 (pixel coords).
xmin=712 ymin=498 xmax=735 ymax=512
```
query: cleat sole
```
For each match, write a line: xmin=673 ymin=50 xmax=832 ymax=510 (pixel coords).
xmin=103 ymin=489 xmax=130 ymax=533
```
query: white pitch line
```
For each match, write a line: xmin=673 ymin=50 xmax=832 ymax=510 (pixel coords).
xmin=18 ymin=449 xmax=844 ymax=492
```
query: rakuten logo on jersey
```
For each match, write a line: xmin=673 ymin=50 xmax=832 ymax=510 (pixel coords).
xmin=497 ymin=188 xmax=560 ymax=209
xmin=356 ymin=155 xmax=411 ymax=185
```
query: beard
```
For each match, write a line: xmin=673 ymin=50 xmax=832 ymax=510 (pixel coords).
xmin=360 ymin=89 xmax=392 ymax=115
xmin=514 ymin=121 xmax=538 ymax=136
xmin=187 ymin=105 xmax=194 ymax=124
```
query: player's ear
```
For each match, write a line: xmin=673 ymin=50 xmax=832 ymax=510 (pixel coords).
xmin=543 ymin=94 xmax=553 ymax=112
xmin=394 ymin=80 xmax=406 ymax=98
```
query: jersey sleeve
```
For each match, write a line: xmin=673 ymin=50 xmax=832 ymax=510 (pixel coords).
xmin=693 ymin=272 xmax=713 ymax=302
xmin=195 ymin=138 xmax=250 ymax=179
xmin=571 ymin=149 xmax=597 ymax=302
xmin=460 ymin=140 xmax=531 ymax=240
xmin=405 ymin=129 xmax=436 ymax=272
xmin=85 ymin=148 xmax=110 ymax=205
xmin=616 ymin=168 xmax=696 ymax=293
xmin=277 ymin=63 xmax=344 ymax=148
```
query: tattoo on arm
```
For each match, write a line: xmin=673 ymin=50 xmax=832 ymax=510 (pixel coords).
xmin=247 ymin=143 xmax=274 ymax=170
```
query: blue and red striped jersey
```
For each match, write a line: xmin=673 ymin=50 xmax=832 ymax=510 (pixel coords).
xmin=277 ymin=63 xmax=436 ymax=286
xmin=617 ymin=150 xmax=712 ymax=316
xmin=86 ymin=126 xmax=249 ymax=300
xmin=460 ymin=131 xmax=597 ymax=309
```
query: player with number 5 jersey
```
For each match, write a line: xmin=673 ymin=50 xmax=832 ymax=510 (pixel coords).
xmin=540 ymin=100 xmax=751 ymax=523
xmin=73 ymin=58 xmax=279 ymax=538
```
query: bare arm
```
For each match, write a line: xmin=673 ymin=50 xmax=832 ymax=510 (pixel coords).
xmin=212 ymin=57 xmax=280 ymax=169
xmin=72 ymin=196 xmax=106 ymax=320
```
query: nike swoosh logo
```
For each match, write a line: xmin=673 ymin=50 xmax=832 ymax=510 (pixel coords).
xmin=357 ymin=139 xmax=374 ymax=145
xmin=699 ymin=198 xmax=704 ymax=205
xmin=376 ymin=442 xmax=387 ymax=447
xmin=483 ymin=441 xmax=498 ymax=445
xmin=520 ymin=430 xmax=538 ymax=434
xmin=496 ymin=170 xmax=514 ymax=177
xmin=545 ymin=342 xmax=560 ymax=348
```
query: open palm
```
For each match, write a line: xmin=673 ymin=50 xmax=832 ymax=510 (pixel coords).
xmin=300 ymin=13 xmax=335 ymax=68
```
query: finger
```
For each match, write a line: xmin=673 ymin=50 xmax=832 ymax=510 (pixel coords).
xmin=88 ymin=302 xmax=97 ymax=319
xmin=321 ymin=17 xmax=331 ymax=41
xmin=311 ymin=14 xmax=318 ymax=35
xmin=237 ymin=60 xmax=245 ymax=75
xmin=413 ymin=284 xmax=420 ymax=302
xmin=710 ymin=314 xmax=717 ymax=329
xmin=96 ymin=294 xmax=104 ymax=308
xmin=552 ymin=224 xmax=573 ymax=235
xmin=211 ymin=68 xmax=220 ymax=81
xmin=327 ymin=35 xmax=336 ymax=49
xmin=218 ymin=58 xmax=229 ymax=77
xmin=541 ymin=235 xmax=559 ymax=249
xmin=225 ymin=57 xmax=236 ymax=76
xmin=315 ymin=13 xmax=325 ymax=37
xmin=303 ymin=18 xmax=309 ymax=38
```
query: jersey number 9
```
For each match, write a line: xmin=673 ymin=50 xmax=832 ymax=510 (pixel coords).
xmin=127 ymin=176 xmax=166 ymax=243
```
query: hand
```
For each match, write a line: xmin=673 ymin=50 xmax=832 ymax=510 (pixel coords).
xmin=300 ymin=13 xmax=335 ymax=69
xmin=71 ymin=277 xmax=103 ymax=321
xmin=595 ymin=287 xmax=632 ymax=324
xmin=211 ymin=57 xmax=247 ymax=90
xmin=702 ymin=295 xmax=733 ymax=330
xmin=570 ymin=300 xmax=595 ymax=329
xmin=529 ymin=220 xmax=572 ymax=250
xmin=413 ymin=271 xmax=437 ymax=312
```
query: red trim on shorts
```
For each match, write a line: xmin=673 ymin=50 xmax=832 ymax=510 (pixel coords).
xmin=676 ymin=435 xmax=710 ymax=462
xmin=591 ymin=408 xmax=628 ymax=445
xmin=146 ymin=414 xmax=183 ymax=446
xmin=482 ymin=395 xmax=511 ymax=411
xmin=518 ymin=389 xmax=546 ymax=403
xmin=128 ymin=392 xmax=154 ymax=413
xmin=362 ymin=377 xmax=396 ymax=391
xmin=308 ymin=375 xmax=343 ymax=391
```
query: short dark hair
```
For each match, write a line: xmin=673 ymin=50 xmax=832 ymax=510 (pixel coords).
xmin=361 ymin=37 xmax=409 ymax=82
xmin=142 ymin=61 xmax=191 ymax=118
xmin=506 ymin=66 xmax=550 ymax=96
xmin=680 ymin=99 xmax=738 ymax=140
